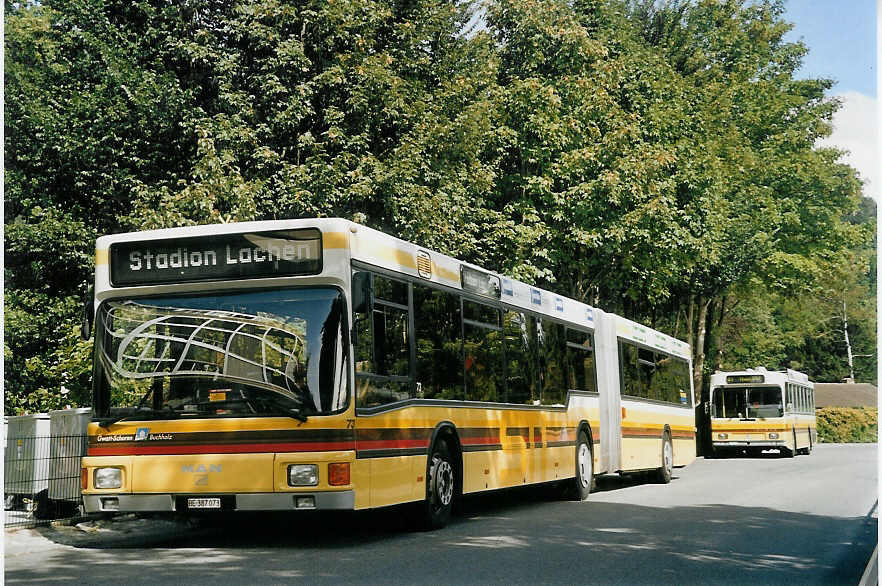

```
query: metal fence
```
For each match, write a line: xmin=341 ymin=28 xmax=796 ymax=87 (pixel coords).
xmin=5 ymin=435 xmax=88 ymax=528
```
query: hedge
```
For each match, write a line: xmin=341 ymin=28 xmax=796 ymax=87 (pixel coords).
xmin=816 ymin=407 xmax=878 ymax=443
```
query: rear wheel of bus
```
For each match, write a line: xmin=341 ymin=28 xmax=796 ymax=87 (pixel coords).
xmin=566 ymin=431 xmax=594 ymax=501
xmin=655 ymin=432 xmax=673 ymax=484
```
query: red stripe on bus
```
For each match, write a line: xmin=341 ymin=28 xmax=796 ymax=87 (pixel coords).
xmin=355 ymin=439 xmax=429 ymax=450
xmin=88 ymin=441 xmax=356 ymax=456
xmin=461 ymin=436 xmax=502 ymax=446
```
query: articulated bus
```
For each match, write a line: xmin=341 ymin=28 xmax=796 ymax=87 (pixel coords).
xmin=81 ymin=218 xmax=695 ymax=528
xmin=709 ymin=368 xmax=816 ymax=458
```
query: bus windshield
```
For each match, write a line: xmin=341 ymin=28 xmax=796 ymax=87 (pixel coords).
xmin=92 ymin=288 xmax=348 ymax=420
xmin=712 ymin=386 xmax=783 ymax=419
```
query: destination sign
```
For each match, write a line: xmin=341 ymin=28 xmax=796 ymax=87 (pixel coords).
xmin=110 ymin=229 xmax=322 ymax=286
xmin=726 ymin=374 xmax=765 ymax=384
xmin=461 ymin=265 xmax=500 ymax=298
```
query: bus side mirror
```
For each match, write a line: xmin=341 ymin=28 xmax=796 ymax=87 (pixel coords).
xmin=786 ymin=403 xmax=793 ymax=412
xmin=80 ymin=285 xmax=95 ymax=340
xmin=352 ymin=272 xmax=372 ymax=314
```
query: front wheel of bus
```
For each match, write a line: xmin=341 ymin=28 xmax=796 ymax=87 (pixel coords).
xmin=784 ymin=429 xmax=797 ymax=458
xmin=423 ymin=440 xmax=455 ymax=530
xmin=655 ymin=433 xmax=673 ymax=484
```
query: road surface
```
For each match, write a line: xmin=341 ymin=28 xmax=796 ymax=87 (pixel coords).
xmin=5 ymin=443 xmax=876 ymax=584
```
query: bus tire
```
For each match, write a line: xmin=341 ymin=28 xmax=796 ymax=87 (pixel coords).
xmin=655 ymin=432 xmax=673 ymax=484
xmin=565 ymin=431 xmax=594 ymax=501
xmin=33 ymin=489 xmax=56 ymax=520
xmin=422 ymin=439 xmax=455 ymax=530
xmin=783 ymin=430 xmax=796 ymax=458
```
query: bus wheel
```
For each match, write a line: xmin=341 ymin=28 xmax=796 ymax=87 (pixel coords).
xmin=33 ymin=489 xmax=56 ymax=520
xmin=655 ymin=433 xmax=673 ymax=484
xmin=783 ymin=430 xmax=796 ymax=458
xmin=564 ymin=431 xmax=594 ymax=501
xmin=423 ymin=440 xmax=455 ymax=530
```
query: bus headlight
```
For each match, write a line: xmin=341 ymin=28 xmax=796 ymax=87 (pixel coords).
xmin=288 ymin=464 xmax=318 ymax=486
xmin=768 ymin=433 xmax=779 ymax=439
xmin=94 ymin=467 xmax=122 ymax=489
xmin=717 ymin=433 xmax=728 ymax=440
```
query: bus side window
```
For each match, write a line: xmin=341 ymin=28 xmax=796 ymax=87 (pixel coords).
xmin=353 ymin=272 xmax=375 ymax=371
xmin=539 ymin=320 xmax=567 ymax=405
xmin=353 ymin=272 xmax=412 ymax=408
xmin=565 ymin=328 xmax=596 ymax=394
xmin=654 ymin=354 xmax=673 ymax=403
xmin=414 ymin=284 xmax=463 ymax=400
xmin=619 ymin=341 xmax=640 ymax=398
xmin=637 ymin=347 xmax=656 ymax=400
xmin=463 ymin=300 xmax=504 ymax=402
xmin=505 ymin=311 xmax=539 ymax=404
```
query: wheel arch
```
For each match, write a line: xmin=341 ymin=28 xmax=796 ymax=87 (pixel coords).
xmin=577 ymin=420 xmax=595 ymax=451
xmin=428 ymin=421 xmax=463 ymax=499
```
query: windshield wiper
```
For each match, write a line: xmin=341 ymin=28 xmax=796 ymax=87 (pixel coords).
xmin=257 ymin=407 xmax=309 ymax=423
xmin=97 ymin=408 xmax=180 ymax=428
xmin=189 ymin=398 xmax=310 ymax=423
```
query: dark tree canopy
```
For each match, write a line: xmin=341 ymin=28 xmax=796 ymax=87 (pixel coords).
xmin=4 ymin=0 xmax=873 ymax=413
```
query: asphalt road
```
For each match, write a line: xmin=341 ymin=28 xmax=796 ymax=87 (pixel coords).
xmin=5 ymin=443 xmax=877 ymax=585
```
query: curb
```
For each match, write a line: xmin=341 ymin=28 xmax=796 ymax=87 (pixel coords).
xmin=859 ymin=543 xmax=878 ymax=586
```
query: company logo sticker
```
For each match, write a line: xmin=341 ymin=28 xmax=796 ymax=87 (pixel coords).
xmin=134 ymin=428 xmax=150 ymax=441
xmin=530 ymin=288 xmax=542 ymax=306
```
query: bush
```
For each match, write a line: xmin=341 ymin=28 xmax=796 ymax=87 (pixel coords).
xmin=816 ymin=407 xmax=878 ymax=443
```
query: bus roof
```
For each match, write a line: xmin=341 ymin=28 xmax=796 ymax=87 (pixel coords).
xmin=95 ymin=217 xmax=691 ymax=360
xmin=710 ymin=368 xmax=813 ymax=387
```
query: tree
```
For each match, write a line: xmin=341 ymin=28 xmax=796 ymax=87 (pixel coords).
xmin=625 ymin=0 xmax=866 ymax=396
xmin=4 ymin=0 xmax=497 ymax=412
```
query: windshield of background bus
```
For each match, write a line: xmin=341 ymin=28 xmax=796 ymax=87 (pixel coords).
xmin=92 ymin=288 xmax=348 ymax=418
xmin=713 ymin=387 xmax=783 ymax=419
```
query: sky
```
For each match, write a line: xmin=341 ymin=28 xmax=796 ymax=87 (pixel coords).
xmin=783 ymin=0 xmax=878 ymax=200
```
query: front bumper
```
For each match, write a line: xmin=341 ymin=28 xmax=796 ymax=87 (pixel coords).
xmin=713 ymin=440 xmax=783 ymax=448
xmin=83 ymin=491 xmax=355 ymax=513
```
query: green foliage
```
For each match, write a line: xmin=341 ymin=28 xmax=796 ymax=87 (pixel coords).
xmin=4 ymin=0 xmax=875 ymax=413
xmin=816 ymin=408 xmax=878 ymax=444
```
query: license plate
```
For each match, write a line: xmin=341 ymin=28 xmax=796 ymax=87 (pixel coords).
xmin=187 ymin=498 xmax=221 ymax=509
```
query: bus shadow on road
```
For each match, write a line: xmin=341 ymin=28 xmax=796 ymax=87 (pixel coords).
xmin=8 ymin=496 xmax=876 ymax=585
xmin=17 ymin=474 xmax=688 ymax=551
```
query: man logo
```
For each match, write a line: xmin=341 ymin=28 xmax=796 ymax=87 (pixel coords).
xmin=181 ymin=464 xmax=222 ymax=474
xmin=181 ymin=464 xmax=222 ymax=487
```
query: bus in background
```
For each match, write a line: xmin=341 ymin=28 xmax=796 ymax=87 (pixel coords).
xmin=709 ymin=368 xmax=816 ymax=458
xmin=80 ymin=218 xmax=695 ymax=529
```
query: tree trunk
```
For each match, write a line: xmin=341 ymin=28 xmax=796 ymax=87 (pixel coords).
xmin=692 ymin=296 xmax=711 ymax=405
xmin=712 ymin=295 xmax=727 ymax=372
xmin=843 ymin=300 xmax=855 ymax=381
xmin=686 ymin=297 xmax=695 ymax=350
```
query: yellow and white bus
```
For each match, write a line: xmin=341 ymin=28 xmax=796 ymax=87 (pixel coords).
xmin=81 ymin=218 xmax=695 ymax=528
xmin=709 ymin=368 xmax=816 ymax=458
